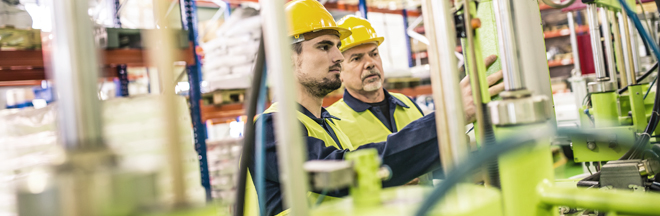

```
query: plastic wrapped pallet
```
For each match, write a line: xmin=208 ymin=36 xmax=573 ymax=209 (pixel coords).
xmin=0 ymin=95 xmax=206 ymax=215
xmin=202 ymin=7 xmax=261 ymax=91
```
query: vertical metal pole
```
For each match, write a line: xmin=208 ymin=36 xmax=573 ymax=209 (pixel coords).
xmin=600 ymin=8 xmax=618 ymax=85
xmin=568 ymin=12 xmax=582 ymax=74
xmin=259 ymin=1 xmax=309 ymax=215
xmin=612 ymin=11 xmax=629 ymax=87
xmin=49 ymin=0 xmax=104 ymax=151
xmin=150 ymin=0 xmax=188 ymax=206
xmin=180 ymin=0 xmax=212 ymax=201
xmin=505 ymin=0 xmax=556 ymax=122
xmin=113 ymin=0 xmax=122 ymax=28
xmin=402 ymin=9 xmax=414 ymax=68
xmin=358 ymin=0 xmax=368 ymax=19
xmin=619 ymin=11 xmax=637 ymax=85
xmin=116 ymin=65 xmax=129 ymax=97
xmin=420 ymin=0 xmax=468 ymax=173
xmin=493 ymin=0 xmax=525 ymax=91
xmin=587 ymin=4 xmax=608 ymax=79
xmin=629 ymin=18 xmax=641 ymax=74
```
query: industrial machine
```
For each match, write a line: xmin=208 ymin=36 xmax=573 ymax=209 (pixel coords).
xmin=243 ymin=0 xmax=660 ymax=216
xmin=8 ymin=0 xmax=660 ymax=216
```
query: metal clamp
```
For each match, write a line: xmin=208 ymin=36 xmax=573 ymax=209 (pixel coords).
xmin=587 ymin=81 xmax=617 ymax=93
xmin=488 ymin=94 xmax=551 ymax=126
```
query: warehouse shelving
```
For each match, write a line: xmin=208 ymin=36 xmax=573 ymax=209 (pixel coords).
xmin=0 ymin=47 xmax=195 ymax=83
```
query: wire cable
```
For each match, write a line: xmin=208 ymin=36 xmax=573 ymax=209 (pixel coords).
xmin=414 ymin=128 xmax=554 ymax=216
xmin=617 ymin=62 xmax=658 ymax=94
xmin=617 ymin=0 xmax=660 ymax=160
xmin=255 ymin=65 xmax=268 ymax=215
xmin=414 ymin=128 xmax=637 ymax=216
xmin=644 ymin=76 xmax=657 ymax=99
xmin=235 ymin=36 xmax=265 ymax=216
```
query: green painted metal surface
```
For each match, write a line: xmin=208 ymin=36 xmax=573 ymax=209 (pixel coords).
xmin=591 ymin=0 xmax=636 ymax=11
xmin=570 ymin=126 xmax=635 ymax=162
xmin=538 ymin=181 xmax=660 ymax=215
xmin=628 ymin=85 xmax=647 ymax=132
xmin=310 ymin=185 xmax=503 ymax=216
xmin=463 ymin=2 xmax=490 ymax=104
xmin=140 ymin=204 xmax=225 ymax=216
xmin=591 ymin=92 xmax=619 ymax=127
xmin=496 ymin=123 xmax=556 ymax=216
xmin=345 ymin=149 xmax=382 ymax=206
xmin=476 ymin=0 xmax=503 ymax=84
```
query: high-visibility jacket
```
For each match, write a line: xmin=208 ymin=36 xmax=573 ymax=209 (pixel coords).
xmin=245 ymin=103 xmax=355 ymax=216
xmin=326 ymin=92 xmax=424 ymax=146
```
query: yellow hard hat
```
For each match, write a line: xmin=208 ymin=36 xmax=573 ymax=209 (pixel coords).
xmin=337 ymin=15 xmax=385 ymax=52
xmin=285 ymin=0 xmax=352 ymax=42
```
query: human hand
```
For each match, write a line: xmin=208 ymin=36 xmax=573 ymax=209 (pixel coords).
xmin=461 ymin=55 xmax=505 ymax=123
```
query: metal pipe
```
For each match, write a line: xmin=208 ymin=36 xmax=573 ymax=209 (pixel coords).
xmin=402 ymin=9 xmax=414 ymax=68
xmin=568 ymin=12 xmax=582 ymax=75
xmin=420 ymin=0 xmax=468 ymax=172
xmin=358 ymin=0 xmax=368 ymax=19
xmin=600 ymin=7 xmax=618 ymax=85
xmin=259 ymin=0 xmax=309 ymax=215
xmin=494 ymin=0 xmax=525 ymax=91
xmin=620 ymin=11 xmax=637 ymax=85
xmin=629 ymin=18 xmax=642 ymax=74
xmin=149 ymin=0 xmax=187 ymax=206
xmin=506 ymin=0 xmax=556 ymax=123
xmin=612 ymin=11 xmax=629 ymax=87
xmin=538 ymin=182 xmax=660 ymax=215
xmin=48 ymin=0 xmax=104 ymax=151
xmin=587 ymin=4 xmax=608 ymax=79
xmin=463 ymin=0 xmax=488 ymax=145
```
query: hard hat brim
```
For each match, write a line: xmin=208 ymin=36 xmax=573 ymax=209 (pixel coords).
xmin=339 ymin=37 xmax=385 ymax=52
xmin=291 ymin=26 xmax=352 ymax=41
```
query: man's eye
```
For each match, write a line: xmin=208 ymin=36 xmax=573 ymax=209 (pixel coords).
xmin=372 ymin=52 xmax=379 ymax=57
xmin=319 ymin=46 xmax=329 ymax=51
xmin=352 ymin=57 xmax=360 ymax=62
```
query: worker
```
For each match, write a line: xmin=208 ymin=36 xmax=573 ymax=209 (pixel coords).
xmin=246 ymin=1 xmax=499 ymax=215
xmin=328 ymin=15 xmax=504 ymax=147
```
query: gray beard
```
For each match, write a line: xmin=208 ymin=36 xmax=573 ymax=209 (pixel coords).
xmin=299 ymin=74 xmax=342 ymax=98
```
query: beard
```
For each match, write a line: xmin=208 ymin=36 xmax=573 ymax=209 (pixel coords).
xmin=299 ymin=73 xmax=342 ymax=98
xmin=361 ymin=68 xmax=383 ymax=92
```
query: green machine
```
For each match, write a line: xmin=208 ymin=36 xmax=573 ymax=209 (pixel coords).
xmin=570 ymin=0 xmax=656 ymax=163
xmin=241 ymin=0 xmax=660 ymax=216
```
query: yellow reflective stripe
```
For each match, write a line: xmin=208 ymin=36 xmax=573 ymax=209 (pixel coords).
xmin=326 ymin=93 xmax=424 ymax=146
xmin=275 ymin=209 xmax=290 ymax=216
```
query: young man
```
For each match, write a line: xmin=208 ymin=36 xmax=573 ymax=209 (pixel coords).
xmin=328 ymin=15 xmax=505 ymax=146
xmin=248 ymin=1 xmax=487 ymax=215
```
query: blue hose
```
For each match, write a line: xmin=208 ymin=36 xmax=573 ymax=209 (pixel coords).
xmin=255 ymin=66 xmax=268 ymax=216
xmin=617 ymin=0 xmax=660 ymax=60
xmin=618 ymin=0 xmax=660 ymax=159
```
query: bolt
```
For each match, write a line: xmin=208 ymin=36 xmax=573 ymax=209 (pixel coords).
xmin=587 ymin=142 xmax=596 ymax=150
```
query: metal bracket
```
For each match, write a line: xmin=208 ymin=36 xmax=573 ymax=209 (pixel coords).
xmin=587 ymin=80 xmax=617 ymax=93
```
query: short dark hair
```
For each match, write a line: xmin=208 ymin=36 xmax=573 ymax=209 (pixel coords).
xmin=292 ymin=42 xmax=302 ymax=54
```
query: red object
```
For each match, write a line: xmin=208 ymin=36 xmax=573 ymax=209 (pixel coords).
xmin=576 ymin=33 xmax=595 ymax=75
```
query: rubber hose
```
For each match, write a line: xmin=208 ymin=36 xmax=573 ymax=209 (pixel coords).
xmin=414 ymin=130 xmax=554 ymax=216
xmin=617 ymin=0 xmax=660 ymax=160
xmin=415 ymin=128 xmax=637 ymax=216
xmin=234 ymin=36 xmax=265 ymax=216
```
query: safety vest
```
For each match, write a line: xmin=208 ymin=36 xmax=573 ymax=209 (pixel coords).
xmin=244 ymin=103 xmax=355 ymax=216
xmin=326 ymin=92 xmax=424 ymax=147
